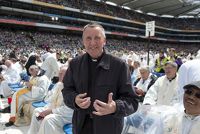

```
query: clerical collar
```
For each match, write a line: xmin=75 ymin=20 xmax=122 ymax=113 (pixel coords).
xmin=91 ymin=58 xmax=98 ymax=62
xmin=89 ymin=51 xmax=104 ymax=63
xmin=167 ymin=75 xmax=177 ymax=82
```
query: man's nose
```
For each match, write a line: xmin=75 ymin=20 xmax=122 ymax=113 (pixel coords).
xmin=90 ymin=39 xmax=96 ymax=45
xmin=187 ymin=93 xmax=196 ymax=100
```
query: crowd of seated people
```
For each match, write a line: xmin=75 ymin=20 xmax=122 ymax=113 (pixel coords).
xmin=0 ymin=27 xmax=200 ymax=134
xmin=1 ymin=28 xmax=199 ymax=58
xmin=1 ymin=28 xmax=200 ymax=71
xmin=0 ymin=47 xmax=74 ymax=133
xmin=122 ymin=51 xmax=200 ymax=134
xmin=35 ymin=0 xmax=200 ymax=30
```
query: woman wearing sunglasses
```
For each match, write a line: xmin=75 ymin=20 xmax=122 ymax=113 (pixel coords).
xmin=155 ymin=81 xmax=200 ymax=134
xmin=175 ymin=81 xmax=200 ymax=134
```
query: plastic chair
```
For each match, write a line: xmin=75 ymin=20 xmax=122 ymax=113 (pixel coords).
xmin=20 ymin=72 xmax=30 ymax=82
xmin=63 ymin=124 xmax=73 ymax=134
xmin=32 ymin=101 xmax=47 ymax=108
xmin=9 ymin=83 xmax=24 ymax=92
xmin=152 ymin=72 xmax=165 ymax=77
xmin=48 ymin=83 xmax=55 ymax=91
xmin=8 ymin=83 xmax=23 ymax=88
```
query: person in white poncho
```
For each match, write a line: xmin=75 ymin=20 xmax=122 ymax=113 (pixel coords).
xmin=156 ymin=81 xmax=200 ymax=134
xmin=176 ymin=81 xmax=200 ymax=134
xmin=143 ymin=61 xmax=179 ymax=106
xmin=123 ymin=81 xmax=200 ymax=134
xmin=0 ymin=60 xmax=21 ymax=97
xmin=40 ymin=52 xmax=60 ymax=80
xmin=177 ymin=51 xmax=200 ymax=104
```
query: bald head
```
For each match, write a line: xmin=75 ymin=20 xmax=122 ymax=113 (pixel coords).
xmin=29 ymin=65 xmax=40 ymax=77
xmin=5 ymin=60 xmax=12 ymax=68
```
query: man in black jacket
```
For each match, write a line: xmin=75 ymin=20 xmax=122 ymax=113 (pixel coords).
xmin=62 ymin=23 xmax=138 ymax=134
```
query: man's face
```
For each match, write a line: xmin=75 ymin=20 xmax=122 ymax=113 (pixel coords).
xmin=56 ymin=53 xmax=61 ymax=60
xmin=140 ymin=69 xmax=149 ymax=80
xmin=164 ymin=64 xmax=177 ymax=79
xmin=184 ymin=88 xmax=200 ymax=115
xmin=134 ymin=62 xmax=140 ymax=68
xmin=29 ymin=68 xmax=38 ymax=77
xmin=159 ymin=52 xmax=164 ymax=57
xmin=169 ymin=49 xmax=175 ymax=57
xmin=5 ymin=61 xmax=11 ymax=68
xmin=127 ymin=59 xmax=132 ymax=65
xmin=82 ymin=27 xmax=106 ymax=59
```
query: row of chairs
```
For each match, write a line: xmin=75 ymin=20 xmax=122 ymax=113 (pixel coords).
xmin=152 ymin=72 xmax=165 ymax=77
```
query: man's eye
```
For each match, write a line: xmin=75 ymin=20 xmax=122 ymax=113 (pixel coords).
xmin=86 ymin=37 xmax=91 ymax=41
xmin=95 ymin=37 xmax=100 ymax=40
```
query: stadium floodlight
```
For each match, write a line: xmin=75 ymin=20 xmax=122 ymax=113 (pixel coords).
xmin=51 ymin=17 xmax=58 ymax=21
xmin=105 ymin=1 xmax=117 ymax=6
xmin=135 ymin=10 xmax=143 ymax=13
xmin=147 ymin=12 xmax=157 ymax=16
xmin=122 ymin=6 xmax=131 ymax=10
xmin=160 ymin=15 xmax=174 ymax=18
xmin=178 ymin=15 xmax=194 ymax=18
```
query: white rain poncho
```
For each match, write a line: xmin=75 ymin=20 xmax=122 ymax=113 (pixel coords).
xmin=123 ymin=105 xmax=180 ymax=134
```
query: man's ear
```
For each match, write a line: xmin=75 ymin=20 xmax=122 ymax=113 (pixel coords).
xmin=103 ymin=39 xmax=106 ymax=46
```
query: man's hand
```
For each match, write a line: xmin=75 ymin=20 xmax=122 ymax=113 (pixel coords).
xmin=25 ymin=82 xmax=33 ymax=89
xmin=75 ymin=93 xmax=91 ymax=109
xmin=135 ymin=88 xmax=145 ymax=96
xmin=39 ymin=109 xmax=52 ymax=118
xmin=93 ymin=93 xmax=116 ymax=116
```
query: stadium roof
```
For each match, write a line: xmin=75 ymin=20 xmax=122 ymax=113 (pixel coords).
xmin=103 ymin=0 xmax=200 ymax=18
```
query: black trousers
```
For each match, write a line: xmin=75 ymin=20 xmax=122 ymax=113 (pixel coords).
xmin=80 ymin=115 xmax=93 ymax=134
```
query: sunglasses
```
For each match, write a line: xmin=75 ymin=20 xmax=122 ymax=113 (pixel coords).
xmin=185 ymin=89 xmax=200 ymax=99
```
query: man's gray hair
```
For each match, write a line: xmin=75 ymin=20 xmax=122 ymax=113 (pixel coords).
xmin=164 ymin=61 xmax=178 ymax=68
xmin=82 ymin=22 xmax=106 ymax=38
xmin=139 ymin=66 xmax=150 ymax=72
xmin=29 ymin=65 xmax=39 ymax=71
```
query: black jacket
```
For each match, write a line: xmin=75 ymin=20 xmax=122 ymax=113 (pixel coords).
xmin=62 ymin=52 xmax=138 ymax=134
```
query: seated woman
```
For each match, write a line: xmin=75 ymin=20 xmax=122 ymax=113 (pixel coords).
xmin=175 ymin=81 xmax=200 ymax=134
xmin=122 ymin=104 xmax=179 ymax=134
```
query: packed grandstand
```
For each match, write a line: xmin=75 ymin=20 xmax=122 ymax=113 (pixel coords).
xmin=0 ymin=0 xmax=200 ymax=134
